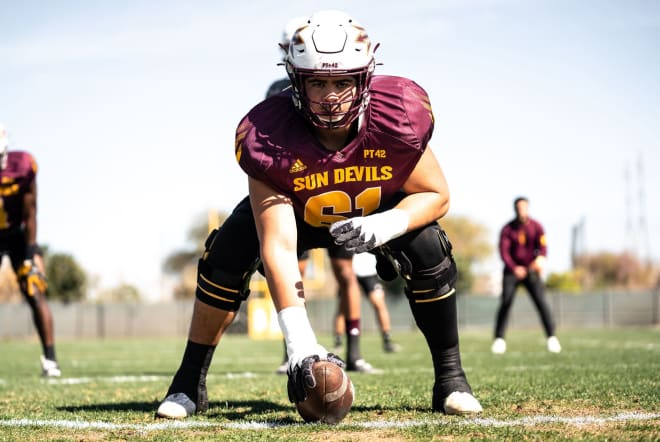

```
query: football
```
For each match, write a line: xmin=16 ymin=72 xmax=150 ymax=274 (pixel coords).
xmin=295 ymin=360 xmax=354 ymax=424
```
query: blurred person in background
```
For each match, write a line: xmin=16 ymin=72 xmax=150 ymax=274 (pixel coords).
xmin=492 ymin=196 xmax=561 ymax=354
xmin=332 ymin=251 xmax=400 ymax=354
xmin=0 ymin=123 xmax=61 ymax=377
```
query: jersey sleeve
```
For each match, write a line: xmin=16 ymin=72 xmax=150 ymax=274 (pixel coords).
xmin=534 ymin=220 xmax=548 ymax=257
xmin=370 ymin=76 xmax=435 ymax=154
xmin=235 ymin=115 xmax=270 ymax=182
xmin=401 ymin=79 xmax=435 ymax=151
xmin=498 ymin=224 xmax=517 ymax=271
xmin=27 ymin=153 xmax=38 ymax=182
xmin=234 ymin=95 xmax=300 ymax=185
xmin=13 ymin=151 xmax=38 ymax=184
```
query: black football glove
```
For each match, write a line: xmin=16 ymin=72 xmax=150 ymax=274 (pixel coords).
xmin=329 ymin=210 xmax=409 ymax=253
xmin=286 ymin=353 xmax=345 ymax=403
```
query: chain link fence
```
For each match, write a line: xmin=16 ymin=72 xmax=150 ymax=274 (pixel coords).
xmin=1 ymin=290 xmax=658 ymax=339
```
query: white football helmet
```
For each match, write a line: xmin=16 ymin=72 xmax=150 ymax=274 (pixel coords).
xmin=280 ymin=16 xmax=308 ymax=59
xmin=0 ymin=123 xmax=8 ymax=170
xmin=285 ymin=10 xmax=376 ymax=129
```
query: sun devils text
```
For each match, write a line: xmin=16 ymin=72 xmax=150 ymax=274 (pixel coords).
xmin=292 ymin=166 xmax=393 ymax=191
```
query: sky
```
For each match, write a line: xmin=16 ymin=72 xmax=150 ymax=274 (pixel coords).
xmin=1 ymin=0 xmax=658 ymax=300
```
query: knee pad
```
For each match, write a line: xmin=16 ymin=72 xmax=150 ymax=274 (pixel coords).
xmin=195 ymin=229 xmax=258 ymax=311
xmin=387 ymin=225 xmax=458 ymax=303
xmin=196 ymin=258 xmax=255 ymax=311
xmin=404 ymin=257 xmax=457 ymax=303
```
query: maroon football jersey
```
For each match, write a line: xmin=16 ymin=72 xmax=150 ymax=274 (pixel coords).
xmin=235 ymin=75 xmax=434 ymax=228
xmin=0 ymin=151 xmax=37 ymax=231
xmin=499 ymin=218 xmax=547 ymax=271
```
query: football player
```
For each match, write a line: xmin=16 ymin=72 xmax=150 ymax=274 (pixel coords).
xmin=0 ymin=123 xmax=61 ymax=377
xmin=269 ymin=17 xmax=374 ymax=375
xmin=157 ymin=10 xmax=482 ymax=419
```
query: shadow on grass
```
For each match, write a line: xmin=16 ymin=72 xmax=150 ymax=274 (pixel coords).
xmin=57 ymin=399 xmax=291 ymax=417
xmin=56 ymin=399 xmax=410 ymax=421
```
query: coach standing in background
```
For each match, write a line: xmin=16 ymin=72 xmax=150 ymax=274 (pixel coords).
xmin=491 ymin=196 xmax=561 ymax=354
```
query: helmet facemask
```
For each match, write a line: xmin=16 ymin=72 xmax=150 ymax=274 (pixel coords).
xmin=286 ymin=63 xmax=374 ymax=129
xmin=285 ymin=10 xmax=376 ymax=130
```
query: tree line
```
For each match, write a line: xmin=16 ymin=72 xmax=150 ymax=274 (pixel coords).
xmin=2 ymin=212 xmax=656 ymax=303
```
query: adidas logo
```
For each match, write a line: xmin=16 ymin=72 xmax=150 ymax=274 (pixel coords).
xmin=289 ymin=159 xmax=307 ymax=173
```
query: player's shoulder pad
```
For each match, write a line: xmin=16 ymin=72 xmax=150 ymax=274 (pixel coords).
xmin=234 ymin=92 xmax=299 ymax=178
xmin=369 ymin=75 xmax=435 ymax=150
xmin=236 ymin=92 xmax=295 ymax=143
xmin=7 ymin=150 xmax=38 ymax=176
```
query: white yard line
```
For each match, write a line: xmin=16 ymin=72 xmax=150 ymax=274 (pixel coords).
xmin=0 ymin=412 xmax=657 ymax=432
xmin=44 ymin=375 xmax=167 ymax=385
xmin=38 ymin=372 xmax=258 ymax=385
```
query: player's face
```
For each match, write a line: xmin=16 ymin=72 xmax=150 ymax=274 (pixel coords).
xmin=515 ymin=200 xmax=529 ymax=223
xmin=304 ymin=75 xmax=357 ymax=127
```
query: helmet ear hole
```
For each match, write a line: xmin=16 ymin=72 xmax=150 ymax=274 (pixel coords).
xmin=284 ymin=10 xmax=376 ymax=129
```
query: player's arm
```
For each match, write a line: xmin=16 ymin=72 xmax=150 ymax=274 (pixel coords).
xmin=248 ymin=176 xmax=334 ymax=392
xmin=22 ymin=178 xmax=44 ymax=268
xmin=396 ymin=146 xmax=450 ymax=227
xmin=530 ymin=223 xmax=548 ymax=274
xmin=248 ymin=176 xmax=303 ymax=312
xmin=499 ymin=229 xmax=516 ymax=271
xmin=23 ymin=179 xmax=37 ymax=245
xmin=18 ymin=177 xmax=48 ymax=294
xmin=330 ymin=147 xmax=450 ymax=252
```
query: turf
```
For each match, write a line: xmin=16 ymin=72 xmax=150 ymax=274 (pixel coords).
xmin=0 ymin=328 xmax=658 ymax=441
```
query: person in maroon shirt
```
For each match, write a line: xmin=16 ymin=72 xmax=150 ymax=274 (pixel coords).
xmin=492 ymin=196 xmax=561 ymax=354
xmin=0 ymin=123 xmax=61 ymax=377
xmin=157 ymin=10 xmax=482 ymax=419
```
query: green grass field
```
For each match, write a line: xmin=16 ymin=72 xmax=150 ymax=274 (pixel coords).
xmin=0 ymin=328 xmax=658 ymax=441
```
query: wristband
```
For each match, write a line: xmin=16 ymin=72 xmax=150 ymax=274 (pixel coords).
xmin=277 ymin=306 xmax=319 ymax=359
xmin=377 ymin=208 xmax=410 ymax=241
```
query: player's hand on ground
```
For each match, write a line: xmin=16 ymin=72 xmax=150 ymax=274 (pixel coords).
xmin=286 ymin=349 xmax=345 ymax=403
xmin=325 ymin=352 xmax=345 ymax=369
xmin=287 ymin=355 xmax=318 ymax=403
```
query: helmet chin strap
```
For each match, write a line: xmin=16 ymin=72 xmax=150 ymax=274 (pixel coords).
xmin=316 ymin=110 xmax=348 ymax=126
xmin=308 ymin=89 xmax=366 ymax=130
xmin=316 ymin=110 xmax=364 ymax=132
